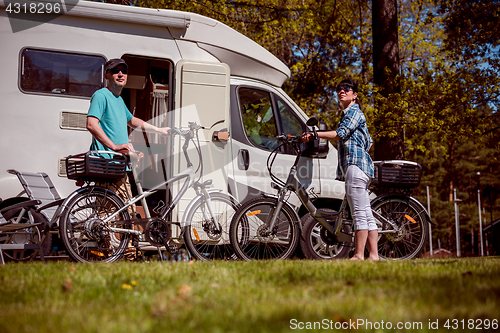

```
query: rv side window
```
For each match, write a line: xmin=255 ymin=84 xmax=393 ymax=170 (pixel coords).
xmin=20 ymin=48 xmax=105 ymax=98
xmin=238 ymin=87 xmax=278 ymax=150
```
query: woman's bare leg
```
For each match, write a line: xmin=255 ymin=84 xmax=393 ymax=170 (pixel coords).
xmin=367 ymin=230 xmax=379 ymax=260
xmin=351 ymin=229 xmax=368 ymax=260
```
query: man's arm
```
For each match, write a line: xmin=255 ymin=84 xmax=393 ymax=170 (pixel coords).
xmin=86 ymin=116 xmax=131 ymax=152
xmin=128 ymin=116 xmax=170 ymax=136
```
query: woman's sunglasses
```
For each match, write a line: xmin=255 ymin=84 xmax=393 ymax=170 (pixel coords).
xmin=336 ymin=85 xmax=353 ymax=93
xmin=109 ymin=67 xmax=128 ymax=75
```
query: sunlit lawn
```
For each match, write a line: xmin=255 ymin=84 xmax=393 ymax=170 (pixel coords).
xmin=1 ymin=257 xmax=499 ymax=332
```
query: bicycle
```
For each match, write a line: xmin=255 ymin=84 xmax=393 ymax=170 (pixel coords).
xmin=59 ymin=122 xmax=239 ymax=263
xmin=229 ymin=118 xmax=433 ymax=261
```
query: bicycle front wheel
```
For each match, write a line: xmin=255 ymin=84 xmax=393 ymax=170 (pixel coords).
xmin=60 ymin=187 xmax=131 ymax=263
xmin=229 ymin=196 xmax=300 ymax=261
xmin=372 ymin=196 xmax=428 ymax=260
xmin=183 ymin=192 xmax=239 ymax=261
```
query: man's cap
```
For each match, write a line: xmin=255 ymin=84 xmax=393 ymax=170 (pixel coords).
xmin=105 ymin=58 xmax=128 ymax=72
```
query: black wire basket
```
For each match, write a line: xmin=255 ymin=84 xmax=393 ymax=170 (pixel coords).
xmin=66 ymin=151 xmax=127 ymax=181
xmin=373 ymin=160 xmax=422 ymax=188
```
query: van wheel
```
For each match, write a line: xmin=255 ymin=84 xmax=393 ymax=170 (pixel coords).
xmin=300 ymin=210 xmax=350 ymax=260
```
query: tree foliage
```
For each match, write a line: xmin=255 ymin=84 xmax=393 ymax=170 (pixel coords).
xmin=135 ymin=0 xmax=372 ymax=120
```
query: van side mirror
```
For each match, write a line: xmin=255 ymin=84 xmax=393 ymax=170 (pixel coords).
xmin=304 ymin=120 xmax=329 ymax=159
xmin=306 ymin=117 xmax=318 ymax=127
xmin=316 ymin=121 xmax=329 ymax=158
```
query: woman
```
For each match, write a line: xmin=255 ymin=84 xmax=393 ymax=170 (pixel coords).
xmin=302 ymin=79 xmax=378 ymax=260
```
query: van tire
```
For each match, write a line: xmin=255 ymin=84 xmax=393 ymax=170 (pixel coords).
xmin=300 ymin=209 xmax=350 ymax=260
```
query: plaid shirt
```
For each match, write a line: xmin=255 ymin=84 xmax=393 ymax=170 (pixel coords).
xmin=335 ymin=103 xmax=374 ymax=181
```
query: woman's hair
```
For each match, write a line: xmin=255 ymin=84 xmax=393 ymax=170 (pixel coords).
xmin=337 ymin=79 xmax=358 ymax=93
xmin=337 ymin=78 xmax=361 ymax=108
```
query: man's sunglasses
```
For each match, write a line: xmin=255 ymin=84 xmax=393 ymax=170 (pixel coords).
xmin=109 ymin=67 xmax=128 ymax=74
xmin=336 ymin=85 xmax=353 ymax=93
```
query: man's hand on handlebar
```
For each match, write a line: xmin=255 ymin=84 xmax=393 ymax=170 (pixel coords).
xmin=128 ymin=150 xmax=144 ymax=162
xmin=114 ymin=143 xmax=134 ymax=153
xmin=116 ymin=143 xmax=143 ymax=163
xmin=157 ymin=127 xmax=172 ymax=137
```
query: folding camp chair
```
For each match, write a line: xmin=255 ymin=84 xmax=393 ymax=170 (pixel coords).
xmin=4 ymin=170 xmax=67 ymax=260
xmin=0 ymin=198 xmax=46 ymax=264
xmin=8 ymin=169 xmax=65 ymax=226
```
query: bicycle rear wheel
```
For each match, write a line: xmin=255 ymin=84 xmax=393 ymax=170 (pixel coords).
xmin=372 ymin=196 xmax=428 ymax=260
xmin=183 ymin=192 xmax=239 ymax=261
xmin=60 ymin=187 xmax=131 ymax=263
xmin=229 ymin=196 xmax=300 ymax=261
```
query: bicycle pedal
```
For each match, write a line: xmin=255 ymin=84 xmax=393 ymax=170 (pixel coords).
xmin=168 ymin=243 xmax=179 ymax=254
xmin=133 ymin=249 xmax=146 ymax=262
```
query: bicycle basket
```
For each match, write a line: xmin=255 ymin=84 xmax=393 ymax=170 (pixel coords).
xmin=66 ymin=151 xmax=127 ymax=181
xmin=373 ymin=160 xmax=422 ymax=188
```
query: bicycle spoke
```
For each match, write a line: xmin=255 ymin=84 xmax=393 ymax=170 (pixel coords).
xmin=60 ymin=188 xmax=130 ymax=263
xmin=230 ymin=197 xmax=299 ymax=260
xmin=373 ymin=197 xmax=428 ymax=260
xmin=183 ymin=193 xmax=238 ymax=261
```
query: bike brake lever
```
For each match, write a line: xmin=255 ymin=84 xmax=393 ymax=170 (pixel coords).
xmin=276 ymin=134 xmax=287 ymax=142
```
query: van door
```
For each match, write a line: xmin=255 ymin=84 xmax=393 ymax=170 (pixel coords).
xmin=229 ymin=85 xmax=320 ymax=206
xmin=173 ymin=61 xmax=231 ymax=219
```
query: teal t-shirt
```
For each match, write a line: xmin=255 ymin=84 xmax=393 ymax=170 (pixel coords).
xmin=87 ymin=88 xmax=133 ymax=159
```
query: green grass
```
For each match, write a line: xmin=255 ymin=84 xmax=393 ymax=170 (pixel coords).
xmin=1 ymin=258 xmax=499 ymax=332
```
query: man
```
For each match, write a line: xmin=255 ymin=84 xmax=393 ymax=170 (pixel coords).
xmin=87 ymin=58 xmax=170 ymax=158
xmin=86 ymin=58 xmax=170 ymax=260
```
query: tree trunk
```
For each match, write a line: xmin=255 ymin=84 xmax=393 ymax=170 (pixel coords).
xmin=372 ymin=0 xmax=403 ymax=161
xmin=372 ymin=0 xmax=399 ymax=93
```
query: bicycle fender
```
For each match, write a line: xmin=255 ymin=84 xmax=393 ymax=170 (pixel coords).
xmin=180 ymin=189 xmax=235 ymax=228
xmin=370 ymin=194 xmax=436 ymax=226
xmin=260 ymin=193 xmax=302 ymax=228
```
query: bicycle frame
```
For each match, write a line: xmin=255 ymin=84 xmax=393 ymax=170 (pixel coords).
xmin=267 ymin=143 xmax=352 ymax=243
xmin=99 ymin=166 xmax=197 ymax=235
xmin=266 ymin=138 xmax=413 ymax=243
xmin=60 ymin=123 xmax=223 ymax=237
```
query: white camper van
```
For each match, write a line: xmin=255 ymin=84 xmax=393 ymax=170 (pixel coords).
xmin=0 ymin=0 xmax=345 ymax=221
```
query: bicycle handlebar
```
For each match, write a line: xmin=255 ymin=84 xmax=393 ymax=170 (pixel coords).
xmin=125 ymin=122 xmax=205 ymax=169
xmin=276 ymin=134 xmax=303 ymax=145
xmin=276 ymin=131 xmax=318 ymax=146
xmin=170 ymin=122 xmax=205 ymax=137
